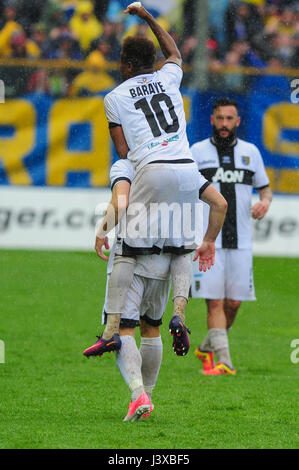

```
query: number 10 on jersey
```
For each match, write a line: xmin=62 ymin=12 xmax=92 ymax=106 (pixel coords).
xmin=135 ymin=92 xmax=179 ymax=137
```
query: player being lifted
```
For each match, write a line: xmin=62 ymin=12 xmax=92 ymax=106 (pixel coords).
xmin=90 ymin=3 xmax=218 ymax=356
xmin=84 ymin=157 xmax=226 ymax=421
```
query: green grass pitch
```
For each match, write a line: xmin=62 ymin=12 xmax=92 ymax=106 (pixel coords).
xmin=0 ymin=250 xmax=298 ymax=449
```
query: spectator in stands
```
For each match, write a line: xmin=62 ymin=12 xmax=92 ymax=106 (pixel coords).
xmin=264 ymin=6 xmax=297 ymax=36
xmin=93 ymin=0 xmax=110 ymax=22
xmin=236 ymin=40 xmax=266 ymax=68
xmin=291 ymin=33 xmax=299 ymax=67
xmin=47 ymin=16 xmax=72 ymax=43
xmin=275 ymin=32 xmax=295 ymax=66
xmin=92 ymin=20 xmax=121 ymax=61
xmin=28 ymin=66 xmax=70 ymax=97
xmin=208 ymin=0 xmax=229 ymax=53
xmin=30 ymin=22 xmax=51 ymax=58
xmin=46 ymin=31 xmax=81 ymax=60
xmin=10 ymin=31 xmax=40 ymax=58
xmin=88 ymin=37 xmax=120 ymax=80
xmin=70 ymin=1 xmax=102 ymax=54
xmin=225 ymin=1 xmax=263 ymax=50
xmin=68 ymin=49 xmax=115 ymax=96
xmin=27 ymin=67 xmax=49 ymax=94
xmin=0 ymin=0 xmax=23 ymax=57
xmin=41 ymin=0 xmax=66 ymax=35
xmin=15 ymin=0 xmax=44 ymax=35
xmin=45 ymin=69 xmax=69 ymax=97
xmin=180 ymin=35 xmax=197 ymax=65
xmin=61 ymin=0 xmax=79 ymax=22
xmin=1 ymin=31 xmax=34 ymax=96
xmin=0 ymin=0 xmax=298 ymax=97
xmin=223 ymin=48 xmax=244 ymax=90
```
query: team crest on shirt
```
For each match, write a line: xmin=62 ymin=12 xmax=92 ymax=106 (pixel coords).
xmin=242 ymin=156 xmax=250 ymax=165
xmin=136 ymin=76 xmax=149 ymax=84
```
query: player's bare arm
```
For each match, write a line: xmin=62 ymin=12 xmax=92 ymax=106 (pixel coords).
xmin=95 ymin=181 xmax=131 ymax=260
xmin=251 ymin=186 xmax=272 ymax=220
xmin=124 ymin=3 xmax=182 ymax=67
xmin=193 ymin=185 xmax=228 ymax=272
xmin=109 ymin=126 xmax=130 ymax=160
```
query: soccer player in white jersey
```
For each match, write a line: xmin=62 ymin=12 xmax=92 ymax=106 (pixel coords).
xmin=98 ymin=3 xmax=215 ymax=355
xmin=190 ymin=97 xmax=272 ymax=375
xmin=84 ymin=158 xmax=227 ymax=421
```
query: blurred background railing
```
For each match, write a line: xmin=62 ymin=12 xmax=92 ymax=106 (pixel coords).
xmin=0 ymin=58 xmax=299 ymax=96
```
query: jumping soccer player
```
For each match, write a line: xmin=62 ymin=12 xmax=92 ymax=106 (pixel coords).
xmin=84 ymin=157 xmax=227 ymax=420
xmin=98 ymin=3 xmax=214 ymax=354
xmin=190 ymin=97 xmax=272 ymax=375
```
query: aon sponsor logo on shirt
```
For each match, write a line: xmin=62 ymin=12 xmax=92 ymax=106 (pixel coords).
xmin=212 ymin=168 xmax=244 ymax=183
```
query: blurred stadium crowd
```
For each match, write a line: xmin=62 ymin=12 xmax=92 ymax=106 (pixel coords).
xmin=0 ymin=0 xmax=298 ymax=97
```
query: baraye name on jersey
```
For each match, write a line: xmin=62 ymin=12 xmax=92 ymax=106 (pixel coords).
xmin=129 ymin=81 xmax=166 ymax=98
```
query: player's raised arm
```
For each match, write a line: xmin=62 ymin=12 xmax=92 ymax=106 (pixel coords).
xmin=124 ymin=3 xmax=182 ymax=67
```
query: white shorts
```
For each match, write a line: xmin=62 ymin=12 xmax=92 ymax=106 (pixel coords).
xmin=116 ymin=161 xmax=202 ymax=255
xmin=191 ymin=248 xmax=256 ymax=301
xmin=103 ymin=274 xmax=171 ymax=327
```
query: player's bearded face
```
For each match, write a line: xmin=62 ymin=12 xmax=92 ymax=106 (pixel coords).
xmin=211 ymin=106 xmax=239 ymax=146
xmin=212 ymin=124 xmax=237 ymax=146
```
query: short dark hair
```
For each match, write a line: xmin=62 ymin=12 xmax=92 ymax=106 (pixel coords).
xmin=120 ymin=36 xmax=156 ymax=71
xmin=212 ymin=97 xmax=239 ymax=112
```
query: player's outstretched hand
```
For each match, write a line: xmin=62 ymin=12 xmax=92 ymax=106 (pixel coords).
xmin=124 ymin=3 xmax=148 ymax=19
xmin=251 ymin=200 xmax=270 ymax=220
xmin=95 ymin=236 xmax=109 ymax=261
xmin=193 ymin=241 xmax=215 ymax=272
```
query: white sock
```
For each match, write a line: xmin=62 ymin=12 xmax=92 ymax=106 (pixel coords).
xmin=116 ymin=335 xmax=144 ymax=401
xmin=208 ymin=328 xmax=233 ymax=369
xmin=140 ymin=336 xmax=163 ymax=402
xmin=199 ymin=334 xmax=213 ymax=352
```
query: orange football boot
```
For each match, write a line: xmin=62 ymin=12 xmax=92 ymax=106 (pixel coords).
xmin=203 ymin=362 xmax=236 ymax=376
xmin=195 ymin=347 xmax=215 ymax=371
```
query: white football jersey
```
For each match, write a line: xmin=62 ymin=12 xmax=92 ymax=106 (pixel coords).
xmin=104 ymin=63 xmax=193 ymax=172
xmin=191 ymin=138 xmax=269 ymax=249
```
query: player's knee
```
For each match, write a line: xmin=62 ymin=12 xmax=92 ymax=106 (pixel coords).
xmin=206 ymin=299 xmax=224 ymax=315
xmin=119 ymin=326 xmax=135 ymax=337
xmin=226 ymin=299 xmax=242 ymax=313
xmin=140 ymin=320 xmax=160 ymax=338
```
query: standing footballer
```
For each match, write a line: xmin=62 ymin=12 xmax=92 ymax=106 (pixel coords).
xmin=191 ymin=97 xmax=272 ymax=375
